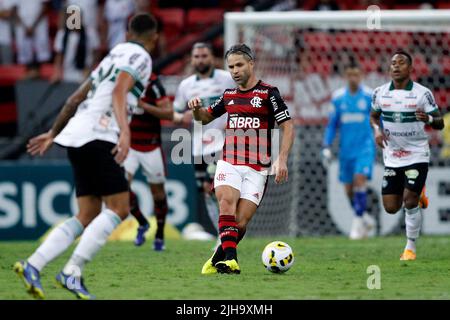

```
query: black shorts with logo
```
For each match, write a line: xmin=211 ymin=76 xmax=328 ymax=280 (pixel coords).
xmin=67 ymin=140 xmax=129 ymax=197
xmin=381 ymin=162 xmax=428 ymax=195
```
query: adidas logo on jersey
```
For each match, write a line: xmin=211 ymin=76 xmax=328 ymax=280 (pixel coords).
xmin=228 ymin=100 xmax=235 ymax=105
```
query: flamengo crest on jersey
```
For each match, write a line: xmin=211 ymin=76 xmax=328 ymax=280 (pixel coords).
xmin=207 ymin=80 xmax=291 ymax=172
xmin=54 ymin=42 xmax=152 ymax=148
xmin=372 ymin=80 xmax=438 ymax=167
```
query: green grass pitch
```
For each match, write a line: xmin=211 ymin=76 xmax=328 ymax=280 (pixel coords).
xmin=1 ymin=236 xmax=449 ymax=300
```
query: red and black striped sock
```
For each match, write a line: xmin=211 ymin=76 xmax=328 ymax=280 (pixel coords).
xmin=219 ymin=215 xmax=238 ymax=261
xmin=212 ymin=226 xmax=246 ymax=264
xmin=130 ymin=191 xmax=148 ymax=227
xmin=154 ymin=198 xmax=168 ymax=240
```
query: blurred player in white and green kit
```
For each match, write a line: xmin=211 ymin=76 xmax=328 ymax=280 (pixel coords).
xmin=14 ymin=13 xmax=158 ymax=299
xmin=371 ymin=50 xmax=445 ymax=260
xmin=173 ymin=42 xmax=235 ymax=236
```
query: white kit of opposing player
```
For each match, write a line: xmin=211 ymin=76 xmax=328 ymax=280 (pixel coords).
xmin=27 ymin=42 xmax=152 ymax=275
xmin=55 ymin=41 xmax=151 ymax=147
xmin=372 ymin=80 xmax=439 ymax=252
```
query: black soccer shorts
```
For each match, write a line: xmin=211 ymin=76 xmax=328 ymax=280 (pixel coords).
xmin=67 ymin=140 xmax=129 ymax=197
xmin=381 ymin=162 xmax=428 ymax=195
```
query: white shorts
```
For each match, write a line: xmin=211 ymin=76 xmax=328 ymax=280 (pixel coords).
xmin=214 ymin=160 xmax=268 ymax=206
xmin=123 ymin=147 xmax=166 ymax=184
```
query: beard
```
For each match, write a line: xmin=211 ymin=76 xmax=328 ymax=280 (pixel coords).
xmin=195 ymin=64 xmax=212 ymax=75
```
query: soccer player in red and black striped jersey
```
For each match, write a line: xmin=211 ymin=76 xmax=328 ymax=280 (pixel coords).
xmin=189 ymin=44 xmax=295 ymax=274
xmin=124 ymin=72 xmax=173 ymax=251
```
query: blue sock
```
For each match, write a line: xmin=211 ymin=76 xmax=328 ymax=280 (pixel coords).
xmin=353 ymin=191 xmax=367 ymax=217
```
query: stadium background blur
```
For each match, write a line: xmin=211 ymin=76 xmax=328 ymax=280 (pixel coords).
xmin=1 ymin=0 xmax=450 ymax=241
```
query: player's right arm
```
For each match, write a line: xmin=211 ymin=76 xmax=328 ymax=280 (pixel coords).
xmin=27 ymin=78 xmax=93 ymax=156
xmin=188 ymin=97 xmax=215 ymax=124
xmin=370 ymin=87 xmax=388 ymax=149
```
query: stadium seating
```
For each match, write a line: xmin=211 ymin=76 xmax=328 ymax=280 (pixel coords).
xmin=153 ymin=8 xmax=185 ymax=43
xmin=186 ymin=8 xmax=225 ymax=33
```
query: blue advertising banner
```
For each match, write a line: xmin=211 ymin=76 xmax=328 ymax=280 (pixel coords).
xmin=0 ymin=161 xmax=198 ymax=240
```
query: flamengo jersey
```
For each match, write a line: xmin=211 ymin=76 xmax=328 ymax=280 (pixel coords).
xmin=130 ymin=73 xmax=167 ymax=152
xmin=207 ymin=80 xmax=291 ymax=172
xmin=173 ymin=69 xmax=235 ymax=157
xmin=372 ymin=80 xmax=438 ymax=167
xmin=54 ymin=42 xmax=152 ymax=148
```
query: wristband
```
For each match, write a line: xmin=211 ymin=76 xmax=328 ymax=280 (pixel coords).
xmin=427 ymin=115 xmax=433 ymax=124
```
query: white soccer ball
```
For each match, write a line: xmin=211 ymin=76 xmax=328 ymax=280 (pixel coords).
xmin=262 ymin=241 xmax=294 ymax=273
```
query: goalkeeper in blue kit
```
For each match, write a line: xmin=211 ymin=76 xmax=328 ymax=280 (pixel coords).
xmin=321 ymin=62 xmax=376 ymax=239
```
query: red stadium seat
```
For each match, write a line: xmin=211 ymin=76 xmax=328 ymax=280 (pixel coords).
xmin=153 ymin=8 xmax=185 ymax=42
xmin=186 ymin=9 xmax=224 ymax=32
xmin=333 ymin=31 xmax=370 ymax=51
xmin=166 ymin=33 xmax=200 ymax=52
xmin=0 ymin=65 xmax=26 ymax=86
xmin=411 ymin=54 xmax=430 ymax=78
xmin=437 ymin=2 xmax=450 ymax=9
xmin=160 ymin=59 xmax=186 ymax=76
xmin=440 ymin=56 xmax=450 ymax=74
xmin=0 ymin=102 xmax=17 ymax=123
xmin=40 ymin=64 xmax=55 ymax=80
xmin=369 ymin=32 xmax=412 ymax=51
xmin=303 ymin=32 xmax=333 ymax=52
xmin=434 ymin=88 xmax=450 ymax=108
xmin=393 ymin=4 xmax=421 ymax=10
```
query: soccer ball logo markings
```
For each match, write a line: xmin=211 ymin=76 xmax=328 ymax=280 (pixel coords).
xmin=262 ymin=241 xmax=295 ymax=273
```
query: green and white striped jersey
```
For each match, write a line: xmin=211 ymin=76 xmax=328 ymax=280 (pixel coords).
xmin=372 ymin=80 xmax=438 ymax=167
xmin=55 ymin=41 xmax=151 ymax=148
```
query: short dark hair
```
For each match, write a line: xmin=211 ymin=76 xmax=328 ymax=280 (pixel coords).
xmin=225 ymin=44 xmax=254 ymax=61
xmin=393 ymin=49 xmax=413 ymax=65
xmin=192 ymin=42 xmax=213 ymax=53
xmin=128 ymin=13 xmax=158 ymax=36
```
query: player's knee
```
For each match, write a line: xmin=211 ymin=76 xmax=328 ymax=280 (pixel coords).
xmin=384 ymin=203 xmax=401 ymax=214
xmin=107 ymin=202 xmax=130 ymax=219
xmin=218 ymin=198 xmax=235 ymax=215
xmin=404 ymin=196 xmax=419 ymax=210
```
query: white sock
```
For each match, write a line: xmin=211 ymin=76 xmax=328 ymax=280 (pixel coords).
xmin=205 ymin=194 xmax=219 ymax=233
xmin=28 ymin=217 xmax=83 ymax=272
xmin=63 ymin=208 xmax=121 ymax=275
xmin=404 ymin=206 xmax=422 ymax=252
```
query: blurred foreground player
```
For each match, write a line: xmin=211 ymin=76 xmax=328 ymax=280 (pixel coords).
xmin=189 ymin=44 xmax=295 ymax=274
xmin=370 ymin=50 xmax=444 ymax=260
xmin=321 ymin=62 xmax=376 ymax=239
xmin=14 ymin=13 xmax=158 ymax=299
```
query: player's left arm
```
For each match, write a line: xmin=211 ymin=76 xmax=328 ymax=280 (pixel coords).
xmin=415 ymin=90 xmax=444 ymax=130
xmin=269 ymin=87 xmax=295 ymax=184
xmin=275 ymin=119 xmax=295 ymax=184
